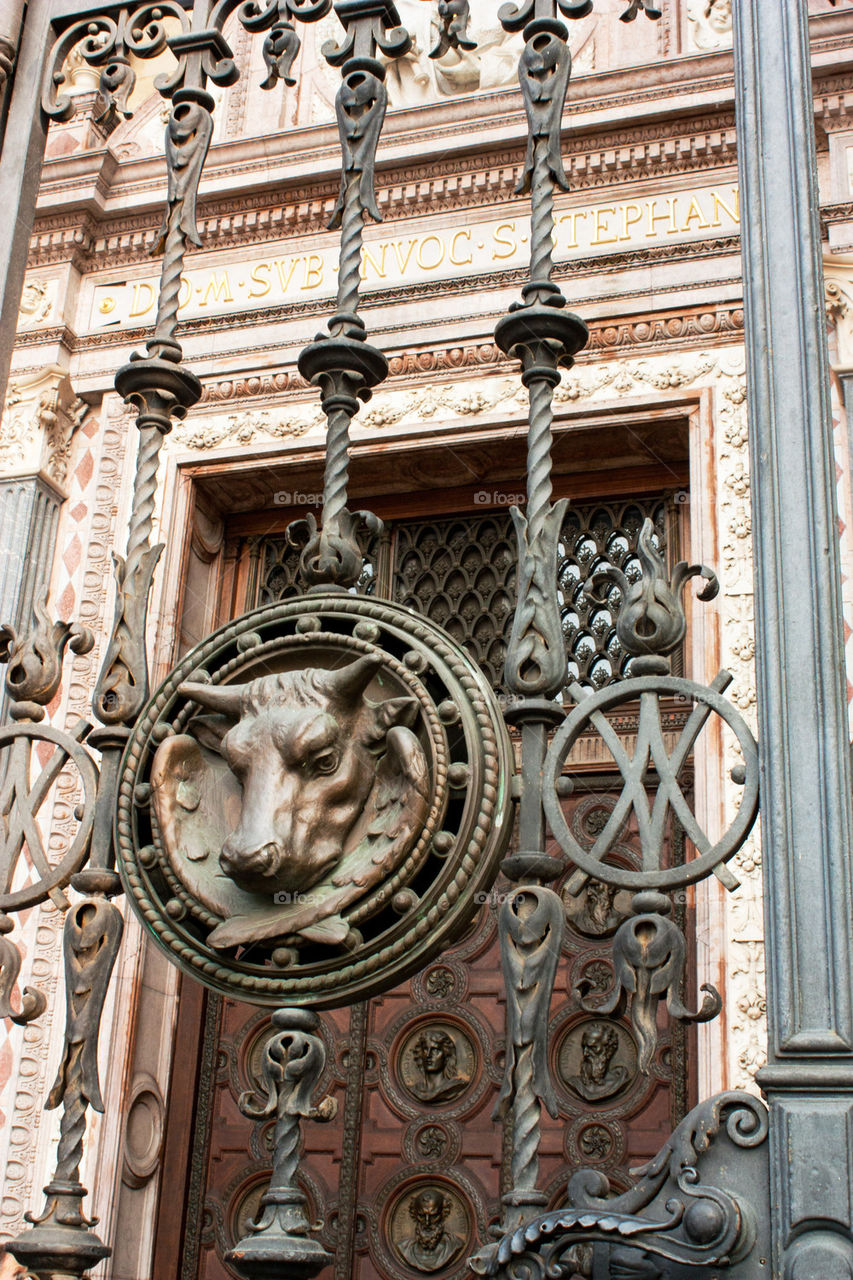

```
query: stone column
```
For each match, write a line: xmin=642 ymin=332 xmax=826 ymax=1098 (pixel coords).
xmin=0 ymin=0 xmax=24 ymax=128
xmin=733 ymin=6 xmax=853 ymax=1278
xmin=0 ymin=366 xmax=81 ymax=702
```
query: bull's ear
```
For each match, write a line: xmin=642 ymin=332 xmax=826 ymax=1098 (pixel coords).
xmin=376 ymin=696 xmax=418 ymax=730
xmin=179 ymin=680 xmax=244 ymax=717
xmin=325 ymin=654 xmax=383 ymax=706
xmin=363 ymin=696 xmax=419 ymax=748
xmin=187 ymin=714 xmax=233 ymax=755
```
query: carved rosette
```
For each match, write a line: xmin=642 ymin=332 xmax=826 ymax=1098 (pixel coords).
xmin=116 ymin=594 xmax=512 ymax=1007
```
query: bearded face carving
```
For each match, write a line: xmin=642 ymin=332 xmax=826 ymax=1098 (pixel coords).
xmin=150 ymin=653 xmax=430 ymax=950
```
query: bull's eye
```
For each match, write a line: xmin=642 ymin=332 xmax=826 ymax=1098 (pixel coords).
xmin=313 ymin=750 xmax=339 ymax=775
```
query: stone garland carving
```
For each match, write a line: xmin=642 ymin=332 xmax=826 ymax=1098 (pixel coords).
xmin=0 ymin=396 xmax=132 ymax=1238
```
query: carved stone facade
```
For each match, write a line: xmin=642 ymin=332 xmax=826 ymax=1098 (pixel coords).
xmin=3 ymin=3 xmax=853 ymax=1276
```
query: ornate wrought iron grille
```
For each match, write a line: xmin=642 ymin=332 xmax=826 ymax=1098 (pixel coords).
xmin=256 ymin=496 xmax=676 ymax=693
xmin=0 ymin=2 xmax=847 ymax=1278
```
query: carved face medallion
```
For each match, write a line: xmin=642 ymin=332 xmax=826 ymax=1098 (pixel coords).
xmin=388 ymin=1184 xmax=470 ymax=1274
xmin=397 ymin=1022 xmax=476 ymax=1105
xmin=116 ymin=595 xmax=512 ymax=1008
xmin=557 ymin=1019 xmax=638 ymax=1103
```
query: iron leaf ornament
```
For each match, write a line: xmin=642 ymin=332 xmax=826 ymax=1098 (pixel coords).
xmin=0 ymin=923 xmax=47 ymax=1025
xmin=47 ymin=898 xmax=125 ymax=1115
xmin=154 ymin=95 xmax=215 ymax=253
xmin=575 ymin=899 xmax=722 ymax=1072
xmin=330 ymin=62 xmax=388 ymax=227
xmin=516 ymin=21 xmax=572 ymax=193
xmin=0 ymin=589 xmax=94 ymax=717
xmin=429 ymin=0 xmax=476 ymax=59
xmin=588 ymin=519 xmax=719 ymax=671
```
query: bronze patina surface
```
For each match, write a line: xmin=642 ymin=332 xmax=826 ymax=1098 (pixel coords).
xmin=116 ymin=592 xmax=513 ymax=1008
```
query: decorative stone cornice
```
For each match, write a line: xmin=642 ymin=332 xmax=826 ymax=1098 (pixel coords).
xmin=27 ymin=112 xmax=744 ymax=271
xmin=187 ymin=303 xmax=744 ymax=412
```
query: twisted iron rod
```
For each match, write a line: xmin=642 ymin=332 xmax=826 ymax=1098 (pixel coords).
xmin=151 ymin=204 xmax=185 ymax=357
xmin=529 ymin=140 xmax=555 ymax=293
xmin=525 ymin=377 xmax=555 ymax=545
xmin=509 ymin=1044 xmax=541 ymax=1214
xmin=125 ymin=425 xmax=164 ymax=568
xmin=333 ymin=172 xmax=364 ymax=328
xmin=54 ymin=1044 xmax=86 ymax=1184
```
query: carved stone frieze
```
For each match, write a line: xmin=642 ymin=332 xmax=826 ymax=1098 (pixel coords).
xmin=0 ymin=366 xmax=86 ymax=488
xmin=159 ymin=312 xmax=743 ymax=451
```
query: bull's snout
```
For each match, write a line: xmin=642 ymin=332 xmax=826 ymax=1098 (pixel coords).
xmin=220 ymin=839 xmax=281 ymax=889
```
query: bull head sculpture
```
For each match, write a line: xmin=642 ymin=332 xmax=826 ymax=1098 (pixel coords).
xmin=149 ymin=654 xmax=431 ymax=950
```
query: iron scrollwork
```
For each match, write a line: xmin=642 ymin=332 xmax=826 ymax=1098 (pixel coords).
xmin=477 ymin=1093 xmax=769 ymax=1278
xmin=429 ymin=0 xmax=476 ymax=60
xmin=544 ymin=519 xmax=758 ymax=1067
xmin=0 ymin=593 xmax=97 ymax=1023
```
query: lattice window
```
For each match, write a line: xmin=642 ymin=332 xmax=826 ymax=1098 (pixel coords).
xmin=560 ymin=499 xmax=669 ymax=688
xmin=393 ymin=515 xmax=516 ymax=690
xmin=255 ymin=496 xmax=676 ymax=691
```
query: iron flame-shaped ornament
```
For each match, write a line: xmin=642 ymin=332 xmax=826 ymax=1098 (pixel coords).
xmin=588 ymin=517 xmax=719 ymax=670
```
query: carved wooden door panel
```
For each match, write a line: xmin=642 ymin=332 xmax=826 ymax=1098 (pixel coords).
xmin=157 ymin=496 xmax=697 ymax=1280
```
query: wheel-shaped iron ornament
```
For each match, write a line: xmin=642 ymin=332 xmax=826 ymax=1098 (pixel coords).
xmin=116 ymin=594 xmax=513 ymax=1007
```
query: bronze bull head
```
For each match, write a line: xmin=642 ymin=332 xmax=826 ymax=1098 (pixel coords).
xmin=178 ymin=654 xmax=419 ymax=897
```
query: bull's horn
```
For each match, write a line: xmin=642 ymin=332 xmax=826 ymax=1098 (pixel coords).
xmin=325 ymin=654 xmax=383 ymax=705
xmin=179 ymin=681 xmax=244 ymax=716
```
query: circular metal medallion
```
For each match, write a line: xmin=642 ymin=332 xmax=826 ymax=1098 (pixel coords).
xmin=116 ymin=594 xmax=513 ymax=1007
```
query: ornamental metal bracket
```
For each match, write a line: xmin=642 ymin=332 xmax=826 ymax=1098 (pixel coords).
xmin=544 ymin=519 xmax=758 ymax=1067
xmin=226 ymin=1009 xmax=337 ymax=1280
xmin=475 ymin=1092 xmax=771 ymax=1279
